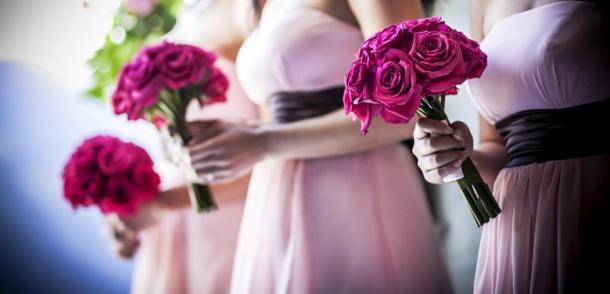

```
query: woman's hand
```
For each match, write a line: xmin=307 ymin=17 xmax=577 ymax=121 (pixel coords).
xmin=102 ymin=201 xmax=163 ymax=259
xmin=187 ymin=120 xmax=267 ymax=184
xmin=412 ymin=118 xmax=473 ymax=184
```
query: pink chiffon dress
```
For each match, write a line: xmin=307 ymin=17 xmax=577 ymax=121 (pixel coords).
xmin=467 ymin=2 xmax=610 ymax=293
xmin=230 ymin=1 xmax=452 ymax=293
xmin=130 ymin=57 xmax=259 ymax=294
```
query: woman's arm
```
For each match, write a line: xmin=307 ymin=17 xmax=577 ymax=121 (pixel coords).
xmin=260 ymin=112 xmax=413 ymax=160
xmin=158 ymin=173 xmax=252 ymax=210
xmin=470 ymin=116 xmax=507 ymax=186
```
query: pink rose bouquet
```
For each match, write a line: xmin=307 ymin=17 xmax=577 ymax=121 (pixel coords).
xmin=62 ymin=136 xmax=160 ymax=215
xmin=343 ymin=17 xmax=500 ymax=226
xmin=112 ymin=41 xmax=229 ymax=212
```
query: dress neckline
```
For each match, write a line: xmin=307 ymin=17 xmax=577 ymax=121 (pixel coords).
xmin=297 ymin=6 xmax=361 ymax=31
xmin=484 ymin=1 xmax=593 ymax=37
xmin=258 ymin=0 xmax=361 ymax=32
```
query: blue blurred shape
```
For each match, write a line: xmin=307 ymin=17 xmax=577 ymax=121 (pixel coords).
xmin=0 ymin=61 xmax=163 ymax=293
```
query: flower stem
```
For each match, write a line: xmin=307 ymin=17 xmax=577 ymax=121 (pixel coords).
xmin=158 ymin=89 xmax=217 ymax=213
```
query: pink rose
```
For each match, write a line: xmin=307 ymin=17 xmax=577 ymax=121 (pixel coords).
xmin=349 ymin=102 xmax=382 ymax=135
xmin=99 ymin=178 xmax=136 ymax=215
xmin=373 ymin=49 xmax=421 ymax=106
xmin=405 ymin=16 xmax=451 ymax=33
xmin=131 ymin=163 xmax=161 ymax=195
xmin=123 ymin=0 xmax=156 ymax=17
xmin=111 ymin=76 xmax=143 ymax=120
xmin=152 ymin=42 xmax=216 ymax=90
xmin=200 ymin=67 xmax=229 ymax=103
xmin=70 ymin=144 xmax=96 ymax=170
xmin=121 ymin=55 xmax=164 ymax=108
xmin=63 ymin=177 xmax=85 ymax=207
xmin=369 ymin=24 xmax=410 ymax=58
xmin=97 ymin=143 xmax=134 ymax=175
xmin=343 ymin=59 xmax=373 ymax=132
xmin=454 ymin=31 xmax=487 ymax=79
xmin=409 ymin=31 xmax=465 ymax=95
xmin=344 ymin=59 xmax=372 ymax=101
xmin=129 ymin=142 xmax=154 ymax=165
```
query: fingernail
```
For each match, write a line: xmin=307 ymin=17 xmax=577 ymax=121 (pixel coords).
xmin=442 ymin=169 xmax=464 ymax=183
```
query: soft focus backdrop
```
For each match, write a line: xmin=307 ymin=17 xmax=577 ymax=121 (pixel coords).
xmin=0 ymin=0 xmax=480 ymax=293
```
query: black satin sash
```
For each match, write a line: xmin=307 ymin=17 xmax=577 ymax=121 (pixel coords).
xmin=269 ymin=87 xmax=345 ymax=124
xmin=495 ymin=98 xmax=610 ymax=167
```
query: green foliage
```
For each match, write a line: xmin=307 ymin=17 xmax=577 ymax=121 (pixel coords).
xmin=85 ymin=0 xmax=182 ymax=101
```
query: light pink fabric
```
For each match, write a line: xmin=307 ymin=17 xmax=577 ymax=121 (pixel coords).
xmin=131 ymin=57 xmax=258 ymax=294
xmin=467 ymin=2 xmax=610 ymax=293
xmin=232 ymin=1 xmax=452 ymax=293
xmin=467 ymin=1 xmax=610 ymax=124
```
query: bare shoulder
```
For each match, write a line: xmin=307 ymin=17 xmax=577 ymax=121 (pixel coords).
xmin=346 ymin=0 xmax=424 ymax=37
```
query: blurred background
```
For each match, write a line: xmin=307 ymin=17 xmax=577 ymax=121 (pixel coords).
xmin=0 ymin=0 xmax=480 ymax=293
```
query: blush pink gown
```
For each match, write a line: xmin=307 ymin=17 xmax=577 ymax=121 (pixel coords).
xmin=467 ymin=2 xmax=610 ymax=293
xmin=231 ymin=1 xmax=452 ymax=293
xmin=131 ymin=57 xmax=259 ymax=294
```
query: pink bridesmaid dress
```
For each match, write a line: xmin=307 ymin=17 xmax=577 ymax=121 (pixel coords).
xmin=467 ymin=1 xmax=610 ymax=293
xmin=231 ymin=1 xmax=452 ymax=293
xmin=131 ymin=57 xmax=259 ymax=294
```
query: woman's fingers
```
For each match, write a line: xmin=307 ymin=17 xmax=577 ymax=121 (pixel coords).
xmin=194 ymin=169 xmax=233 ymax=183
xmin=187 ymin=120 xmax=225 ymax=145
xmin=187 ymin=134 xmax=225 ymax=155
xmin=413 ymin=135 xmax=464 ymax=157
xmin=424 ymin=164 xmax=464 ymax=184
xmin=414 ymin=118 xmax=454 ymax=139
xmin=417 ymin=150 xmax=465 ymax=172
xmin=193 ymin=161 xmax=231 ymax=175
xmin=412 ymin=119 xmax=473 ymax=185
xmin=114 ymin=237 xmax=140 ymax=259
xmin=102 ymin=217 xmax=141 ymax=259
xmin=189 ymin=148 xmax=224 ymax=163
xmin=451 ymin=121 xmax=473 ymax=150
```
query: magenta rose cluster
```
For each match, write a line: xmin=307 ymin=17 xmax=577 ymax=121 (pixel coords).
xmin=343 ymin=17 xmax=487 ymax=134
xmin=62 ymin=136 xmax=161 ymax=215
xmin=112 ymin=41 xmax=229 ymax=121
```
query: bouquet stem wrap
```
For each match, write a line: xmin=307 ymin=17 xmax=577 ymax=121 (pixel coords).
xmin=417 ymin=95 xmax=500 ymax=226
xmin=158 ymin=89 xmax=217 ymax=212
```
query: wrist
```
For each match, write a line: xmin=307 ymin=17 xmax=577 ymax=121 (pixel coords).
xmin=148 ymin=190 xmax=172 ymax=218
xmin=256 ymin=125 xmax=276 ymax=160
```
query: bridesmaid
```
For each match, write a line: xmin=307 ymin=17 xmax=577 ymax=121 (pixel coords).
xmin=187 ymin=0 xmax=452 ymax=292
xmin=412 ymin=0 xmax=610 ymax=292
xmin=103 ymin=0 xmax=259 ymax=293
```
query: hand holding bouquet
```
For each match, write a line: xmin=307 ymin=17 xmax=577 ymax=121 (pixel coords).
xmin=343 ymin=17 xmax=501 ymax=226
xmin=112 ymin=41 xmax=229 ymax=212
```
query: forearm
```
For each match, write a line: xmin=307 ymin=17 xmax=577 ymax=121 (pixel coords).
xmin=155 ymin=173 xmax=250 ymax=211
xmin=260 ymin=110 xmax=415 ymax=160
xmin=471 ymin=141 xmax=508 ymax=187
